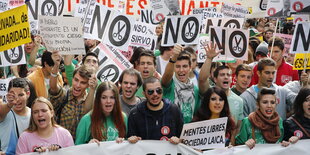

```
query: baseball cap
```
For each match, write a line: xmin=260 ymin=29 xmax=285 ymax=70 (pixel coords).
xmin=255 ymin=42 xmax=268 ymax=56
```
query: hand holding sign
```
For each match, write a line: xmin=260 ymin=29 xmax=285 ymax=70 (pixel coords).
xmin=245 ymin=138 xmax=255 ymax=149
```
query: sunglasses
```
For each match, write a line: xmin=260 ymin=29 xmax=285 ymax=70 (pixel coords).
xmin=146 ymin=88 xmax=163 ymax=95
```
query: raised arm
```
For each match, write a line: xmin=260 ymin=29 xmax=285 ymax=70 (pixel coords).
xmin=83 ymin=73 xmax=97 ymax=113
xmin=161 ymin=44 xmax=182 ymax=87
xmin=28 ymin=36 xmax=41 ymax=66
xmin=50 ymin=51 xmax=62 ymax=94
xmin=63 ymin=55 xmax=75 ymax=86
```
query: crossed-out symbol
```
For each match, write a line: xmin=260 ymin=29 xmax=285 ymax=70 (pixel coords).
xmin=185 ymin=22 xmax=194 ymax=37
xmin=113 ymin=21 xmax=125 ymax=40
xmin=233 ymin=36 xmax=242 ymax=53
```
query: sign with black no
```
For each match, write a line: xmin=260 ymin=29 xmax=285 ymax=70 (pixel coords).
xmin=210 ymin=26 xmax=249 ymax=61
xmin=290 ymin=22 xmax=310 ymax=53
xmin=0 ymin=45 xmax=26 ymax=67
xmin=200 ymin=18 xmax=244 ymax=35
xmin=162 ymin=15 xmax=202 ymax=46
xmin=92 ymin=43 xmax=132 ymax=83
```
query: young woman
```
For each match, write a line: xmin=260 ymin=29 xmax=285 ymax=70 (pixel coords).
xmin=235 ymin=87 xmax=298 ymax=149
xmin=16 ymin=97 xmax=74 ymax=154
xmin=75 ymin=81 xmax=127 ymax=144
xmin=284 ymin=87 xmax=310 ymax=140
xmin=192 ymin=87 xmax=236 ymax=146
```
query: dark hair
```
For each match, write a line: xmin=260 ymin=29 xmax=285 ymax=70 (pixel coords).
xmin=176 ymin=54 xmax=191 ymax=66
xmin=41 ymin=51 xmax=54 ymax=68
xmin=82 ymin=52 xmax=98 ymax=65
xmin=265 ymin=29 xmax=274 ymax=33
xmin=257 ymin=87 xmax=276 ymax=104
xmin=142 ymin=76 xmax=161 ymax=92
xmin=73 ymin=65 xmax=94 ymax=80
xmin=8 ymin=78 xmax=36 ymax=107
xmin=249 ymin=37 xmax=261 ymax=53
xmin=183 ymin=46 xmax=196 ymax=55
xmin=268 ymin=37 xmax=284 ymax=51
xmin=213 ymin=65 xmax=230 ymax=78
xmin=235 ymin=64 xmax=252 ymax=76
xmin=130 ymin=47 xmax=145 ymax=67
xmin=24 ymin=79 xmax=37 ymax=107
xmin=138 ymin=50 xmax=156 ymax=66
xmin=293 ymin=87 xmax=310 ymax=118
xmin=118 ymin=68 xmax=143 ymax=88
xmin=246 ymin=19 xmax=256 ymax=27
xmin=18 ymin=64 xmax=29 ymax=78
xmin=192 ymin=87 xmax=235 ymax=137
xmin=257 ymin=58 xmax=276 ymax=72
xmin=91 ymin=82 xmax=126 ymax=140
xmin=159 ymin=46 xmax=173 ymax=55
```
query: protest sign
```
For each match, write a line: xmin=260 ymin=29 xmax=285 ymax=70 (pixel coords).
xmin=290 ymin=22 xmax=310 ymax=54
xmin=25 ymin=140 xmax=201 ymax=155
xmin=0 ymin=5 xmax=31 ymax=52
xmin=290 ymin=0 xmax=310 ymax=13
xmin=151 ymin=0 xmax=180 ymax=18
xmin=0 ymin=45 xmax=26 ymax=67
xmin=121 ymin=0 xmax=150 ymax=18
xmin=293 ymin=53 xmax=310 ymax=70
xmin=64 ymin=0 xmax=120 ymax=15
xmin=180 ymin=117 xmax=227 ymax=150
xmin=92 ymin=43 xmax=132 ymax=83
xmin=192 ymin=7 xmax=217 ymax=15
xmin=140 ymin=9 xmax=163 ymax=25
xmin=179 ymin=0 xmax=223 ymax=15
xmin=130 ymin=21 xmax=157 ymax=50
xmin=274 ymin=33 xmax=292 ymax=54
xmin=7 ymin=0 xmax=24 ymax=9
xmin=102 ymin=11 xmax=135 ymax=51
xmin=0 ymin=77 xmax=14 ymax=102
xmin=162 ymin=15 xmax=202 ymax=46
xmin=202 ymin=11 xmax=223 ymax=18
xmin=200 ymin=18 xmax=244 ymax=35
xmin=197 ymin=34 xmax=209 ymax=63
xmin=266 ymin=0 xmax=290 ymax=17
xmin=0 ymin=0 xmax=8 ymax=12
xmin=210 ymin=26 xmax=249 ymax=61
xmin=39 ymin=15 xmax=85 ymax=55
xmin=292 ymin=14 xmax=310 ymax=25
xmin=221 ymin=2 xmax=248 ymax=18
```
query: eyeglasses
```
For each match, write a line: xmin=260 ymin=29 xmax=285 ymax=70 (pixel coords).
xmin=146 ymin=88 xmax=163 ymax=95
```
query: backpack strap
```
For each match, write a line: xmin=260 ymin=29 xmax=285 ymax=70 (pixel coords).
xmin=291 ymin=117 xmax=310 ymax=137
xmin=55 ymin=90 xmax=70 ymax=124
xmin=11 ymin=110 xmax=20 ymax=138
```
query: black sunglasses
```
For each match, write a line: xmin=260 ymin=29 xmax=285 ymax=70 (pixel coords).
xmin=147 ymin=88 xmax=163 ymax=95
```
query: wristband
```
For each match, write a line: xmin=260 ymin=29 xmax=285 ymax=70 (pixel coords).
xmin=169 ymin=58 xmax=176 ymax=63
xmin=50 ymin=73 xmax=58 ymax=78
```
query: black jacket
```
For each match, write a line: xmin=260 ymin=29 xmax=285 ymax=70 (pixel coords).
xmin=283 ymin=115 xmax=310 ymax=141
xmin=127 ymin=99 xmax=184 ymax=140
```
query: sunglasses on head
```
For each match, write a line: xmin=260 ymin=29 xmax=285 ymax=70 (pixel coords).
xmin=147 ymin=88 xmax=163 ymax=95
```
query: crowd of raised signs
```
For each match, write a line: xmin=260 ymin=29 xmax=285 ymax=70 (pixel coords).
xmin=1 ymin=5 xmax=310 ymax=155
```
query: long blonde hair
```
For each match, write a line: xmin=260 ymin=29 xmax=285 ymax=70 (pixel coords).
xmin=27 ymin=97 xmax=57 ymax=132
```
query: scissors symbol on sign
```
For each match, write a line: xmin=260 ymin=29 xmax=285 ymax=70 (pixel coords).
xmin=10 ymin=51 xmax=18 ymax=58
xmin=233 ymin=36 xmax=242 ymax=53
xmin=113 ymin=21 xmax=125 ymax=40
xmin=185 ymin=22 xmax=194 ymax=37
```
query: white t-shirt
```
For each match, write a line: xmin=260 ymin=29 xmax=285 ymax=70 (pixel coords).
xmin=159 ymin=56 xmax=169 ymax=75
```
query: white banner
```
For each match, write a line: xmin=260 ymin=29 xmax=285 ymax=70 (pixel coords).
xmin=266 ymin=0 xmax=288 ymax=17
xmin=204 ymin=139 xmax=310 ymax=155
xmin=92 ymin=43 xmax=132 ymax=83
xmin=197 ymin=34 xmax=209 ymax=63
xmin=39 ymin=16 xmax=85 ymax=55
xmin=290 ymin=22 xmax=310 ymax=53
xmin=151 ymin=0 xmax=181 ymax=17
xmin=221 ymin=2 xmax=248 ymax=18
xmin=290 ymin=0 xmax=310 ymax=13
xmin=200 ymin=18 xmax=244 ymax=35
xmin=24 ymin=140 xmax=201 ymax=155
xmin=292 ymin=14 xmax=310 ymax=25
xmin=192 ymin=7 xmax=217 ymax=15
xmin=162 ymin=15 xmax=202 ymax=46
xmin=0 ymin=45 xmax=26 ymax=67
xmin=0 ymin=77 xmax=14 ymax=96
xmin=130 ymin=21 xmax=157 ymax=50
xmin=180 ymin=117 xmax=228 ymax=150
xmin=140 ymin=9 xmax=163 ymax=25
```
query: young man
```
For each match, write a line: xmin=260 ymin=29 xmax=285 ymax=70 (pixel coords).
xmin=241 ymin=58 xmax=297 ymax=120
xmin=0 ymin=78 xmax=31 ymax=154
xmin=231 ymin=64 xmax=252 ymax=96
xmin=127 ymin=77 xmax=183 ymax=143
xmin=251 ymin=37 xmax=299 ymax=86
xmin=161 ymin=44 xmax=200 ymax=123
xmin=27 ymin=51 xmax=64 ymax=98
xmin=199 ymin=43 xmax=244 ymax=132
xmin=49 ymin=51 xmax=97 ymax=139
xmin=118 ymin=68 xmax=143 ymax=116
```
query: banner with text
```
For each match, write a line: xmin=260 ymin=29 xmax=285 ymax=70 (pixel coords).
xmin=290 ymin=0 xmax=310 ymax=13
xmin=290 ymin=22 xmax=310 ymax=53
xmin=0 ymin=5 xmax=31 ymax=52
xmin=200 ymin=18 xmax=244 ymax=35
xmin=92 ymin=43 xmax=132 ymax=83
xmin=39 ymin=15 xmax=85 ymax=55
xmin=293 ymin=53 xmax=310 ymax=70
xmin=180 ymin=117 xmax=227 ymax=150
xmin=130 ymin=21 xmax=157 ymax=50
xmin=221 ymin=2 xmax=248 ymax=18
xmin=292 ymin=14 xmax=310 ymax=25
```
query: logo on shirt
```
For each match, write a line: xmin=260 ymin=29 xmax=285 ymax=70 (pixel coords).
xmin=281 ymin=75 xmax=292 ymax=84
xmin=161 ymin=126 xmax=170 ymax=135
xmin=160 ymin=136 xmax=169 ymax=141
xmin=294 ymin=130 xmax=303 ymax=138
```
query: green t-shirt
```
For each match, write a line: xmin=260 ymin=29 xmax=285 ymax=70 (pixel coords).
xmin=162 ymin=79 xmax=200 ymax=124
xmin=227 ymin=90 xmax=244 ymax=124
xmin=235 ymin=117 xmax=284 ymax=145
xmin=135 ymin=86 xmax=145 ymax=98
xmin=26 ymin=45 xmax=45 ymax=68
xmin=75 ymin=112 xmax=128 ymax=145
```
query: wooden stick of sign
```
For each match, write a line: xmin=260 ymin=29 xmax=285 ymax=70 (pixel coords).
xmin=269 ymin=18 xmax=279 ymax=57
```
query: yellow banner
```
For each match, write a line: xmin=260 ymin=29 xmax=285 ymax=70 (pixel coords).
xmin=0 ymin=5 xmax=31 ymax=52
xmin=293 ymin=53 xmax=310 ymax=70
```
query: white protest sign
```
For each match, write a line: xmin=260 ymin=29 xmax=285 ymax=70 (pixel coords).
xmin=39 ymin=16 xmax=85 ymax=55
xmin=0 ymin=45 xmax=26 ymax=67
xmin=201 ymin=18 xmax=244 ymax=35
xmin=192 ymin=7 xmax=217 ymax=15
xmin=266 ymin=0 xmax=290 ymax=17
xmin=290 ymin=22 xmax=310 ymax=54
xmin=102 ymin=11 xmax=135 ymax=51
xmin=180 ymin=117 xmax=227 ymax=150
xmin=0 ymin=0 xmax=8 ymax=12
xmin=290 ymin=0 xmax=310 ymax=13
xmin=140 ymin=9 xmax=163 ymax=25
xmin=203 ymin=11 xmax=224 ymax=18
xmin=162 ymin=15 xmax=202 ymax=46
xmin=0 ymin=77 xmax=14 ymax=96
xmin=292 ymin=14 xmax=310 ymax=25
xmin=197 ymin=34 xmax=209 ymax=63
xmin=210 ymin=26 xmax=249 ymax=61
xmin=151 ymin=0 xmax=181 ymax=17
xmin=130 ymin=21 xmax=157 ymax=50
xmin=221 ymin=2 xmax=248 ymax=18
xmin=92 ymin=43 xmax=132 ymax=82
